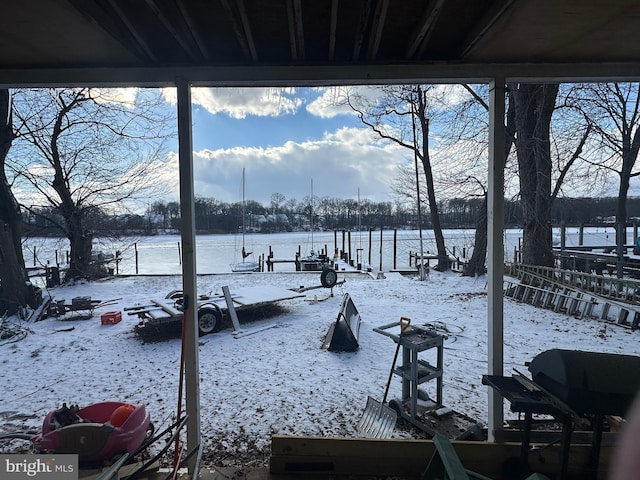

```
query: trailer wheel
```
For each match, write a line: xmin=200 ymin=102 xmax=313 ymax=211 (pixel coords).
xmin=197 ymin=306 xmax=222 ymax=336
xmin=320 ymin=268 xmax=338 ymax=288
xmin=165 ymin=290 xmax=183 ymax=300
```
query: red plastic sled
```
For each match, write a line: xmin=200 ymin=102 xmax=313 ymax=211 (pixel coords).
xmin=31 ymin=401 xmax=151 ymax=463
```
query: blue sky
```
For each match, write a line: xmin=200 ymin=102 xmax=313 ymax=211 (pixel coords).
xmin=160 ymin=87 xmax=410 ymax=207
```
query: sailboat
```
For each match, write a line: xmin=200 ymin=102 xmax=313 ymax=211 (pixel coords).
xmin=356 ymin=188 xmax=371 ymax=272
xmin=230 ymin=168 xmax=260 ymax=273
xmin=299 ymin=179 xmax=328 ymax=271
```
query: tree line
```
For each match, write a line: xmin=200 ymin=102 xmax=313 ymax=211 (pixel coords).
xmin=20 ymin=195 xmax=640 ymax=238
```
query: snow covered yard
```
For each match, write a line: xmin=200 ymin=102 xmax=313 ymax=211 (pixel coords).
xmin=1 ymin=270 xmax=639 ymax=467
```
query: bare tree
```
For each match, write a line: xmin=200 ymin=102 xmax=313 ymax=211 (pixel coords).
xmin=0 ymin=90 xmax=38 ymax=315
xmin=508 ymin=84 xmax=560 ymax=267
xmin=565 ymin=83 xmax=640 ymax=276
xmin=270 ymin=192 xmax=286 ymax=231
xmin=9 ymin=88 xmax=172 ymax=281
xmin=342 ymin=85 xmax=450 ymax=271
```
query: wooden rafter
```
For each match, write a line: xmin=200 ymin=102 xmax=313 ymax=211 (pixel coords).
xmin=328 ymin=0 xmax=339 ymax=60
xmin=235 ymin=0 xmax=258 ymax=61
xmin=175 ymin=0 xmax=212 ymax=62
xmin=352 ymin=0 xmax=374 ymax=61
xmin=286 ymin=0 xmax=305 ymax=60
xmin=145 ymin=0 xmax=199 ymax=62
xmin=460 ymin=0 xmax=517 ymax=58
xmin=366 ymin=0 xmax=389 ymax=60
xmin=219 ymin=0 xmax=257 ymax=61
xmin=405 ymin=0 xmax=446 ymax=60
xmin=105 ymin=0 xmax=158 ymax=62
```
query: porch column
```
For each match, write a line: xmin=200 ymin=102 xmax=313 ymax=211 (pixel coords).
xmin=177 ymin=78 xmax=202 ymax=475
xmin=487 ymin=78 xmax=506 ymax=441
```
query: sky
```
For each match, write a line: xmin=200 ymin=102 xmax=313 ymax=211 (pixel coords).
xmin=11 ymin=84 xmax=637 ymax=215
xmin=1 ymin=268 xmax=637 ymax=473
xmin=159 ymin=87 xmax=415 ymax=207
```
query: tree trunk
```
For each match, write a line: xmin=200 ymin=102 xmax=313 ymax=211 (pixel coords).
xmin=615 ymin=94 xmax=640 ymax=278
xmin=463 ymin=196 xmax=488 ymax=276
xmin=416 ymin=89 xmax=449 ymax=271
xmin=510 ymin=83 xmax=558 ymax=267
xmin=0 ymin=89 xmax=34 ymax=314
xmin=65 ymin=212 xmax=100 ymax=280
xmin=463 ymin=91 xmax=516 ymax=277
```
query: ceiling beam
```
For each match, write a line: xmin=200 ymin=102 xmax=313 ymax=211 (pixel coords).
xmin=366 ymin=0 xmax=389 ymax=61
xmin=405 ymin=0 xmax=446 ymax=60
xmin=235 ymin=0 xmax=258 ymax=62
xmin=460 ymin=0 xmax=517 ymax=58
xmin=352 ymin=0 xmax=374 ymax=61
xmin=328 ymin=0 xmax=339 ymax=61
xmin=219 ymin=0 xmax=258 ymax=61
xmin=3 ymin=62 xmax=640 ymax=88
xmin=67 ymin=0 xmax=154 ymax=63
xmin=286 ymin=0 xmax=305 ymax=60
xmin=145 ymin=0 xmax=199 ymax=62
xmin=105 ymin=0 xmax=158 ymax=62
xmin=175 ymin=0 xmax=212 ymax=62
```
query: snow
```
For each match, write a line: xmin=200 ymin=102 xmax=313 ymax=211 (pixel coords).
xmin=1 ymin=269 xmax=639 ymax=467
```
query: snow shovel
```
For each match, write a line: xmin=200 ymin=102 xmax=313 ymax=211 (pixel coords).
xmin=356 ymin=316 xmax=411 ymax=438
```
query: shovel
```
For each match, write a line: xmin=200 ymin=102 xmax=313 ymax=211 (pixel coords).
xmin=356 ymin=316 xmax=411 ymax=438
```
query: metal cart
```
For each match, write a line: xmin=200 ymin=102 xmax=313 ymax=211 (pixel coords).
xmin=374 ymin=321 xmax=482 ymax=440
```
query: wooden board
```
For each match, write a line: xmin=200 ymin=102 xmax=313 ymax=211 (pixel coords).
xmin=270 ymin=435 xmax=614 ymax=479
xmin=80 ymin=460 xmax=160 ymax=479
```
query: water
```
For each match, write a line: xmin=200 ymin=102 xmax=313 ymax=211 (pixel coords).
xmin=21 ymin=226 xmax=624 ymax=275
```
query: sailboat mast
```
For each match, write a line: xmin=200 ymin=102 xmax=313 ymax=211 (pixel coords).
xmin=242 ymin=168 xmax=246 ymax=251
xmin=310 ymin=178 xmax=314 ymax=252
xmin=358 ymin=187 xmax=362 ymax=250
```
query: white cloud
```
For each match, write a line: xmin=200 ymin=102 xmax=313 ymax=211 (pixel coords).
xmin=161 ymin=87 xmax=303 ymax=119
xmin=90 ymin=88 xmax=139 ymax=108
xmin=306 ymin=86 xmax=386 ymax=119
xmin=154 ymin=126 xmax=407 ymax=205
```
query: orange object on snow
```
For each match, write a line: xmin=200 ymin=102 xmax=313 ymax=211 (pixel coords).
xmin=110 ymin=403 xmax=135 ymax=427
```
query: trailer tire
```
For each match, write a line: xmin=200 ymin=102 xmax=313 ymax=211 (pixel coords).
xmin=165 ymin=290 xmax=183 ymax=300
xmin=197 ymin=306 xmax=222 ymax=336
xmin=320 ymin=268 xmax=338 ymax=288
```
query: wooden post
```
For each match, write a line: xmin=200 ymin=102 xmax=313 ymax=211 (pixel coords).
xmin=334 ymin=230 xmax=338 ymax=253
xmin=379 ymin=228 xmax=383 ymax=271
xmin=135 ymin=242 xmax=139 ymax=274
xmin=348 ymin=230 xmax=352 ymax=265
xmin=579 ymin=225 xmax=584 ymax=246
xmin=368 ymin=229 xmax=372 ymax=266
xmin=341 ymin=230 xmax=346 ymax=260
xmin=33 ymin=246 xmax=36 ymax=267
xmin=560 ymin=225 xmax=566 ymax=250
xmin=393 ymin=229 xmax=397 ymax=270
xmin=634 ymin=222 xmax=638 ymax=245
xmin=178 ymin=241 xmax=182 ymax=265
